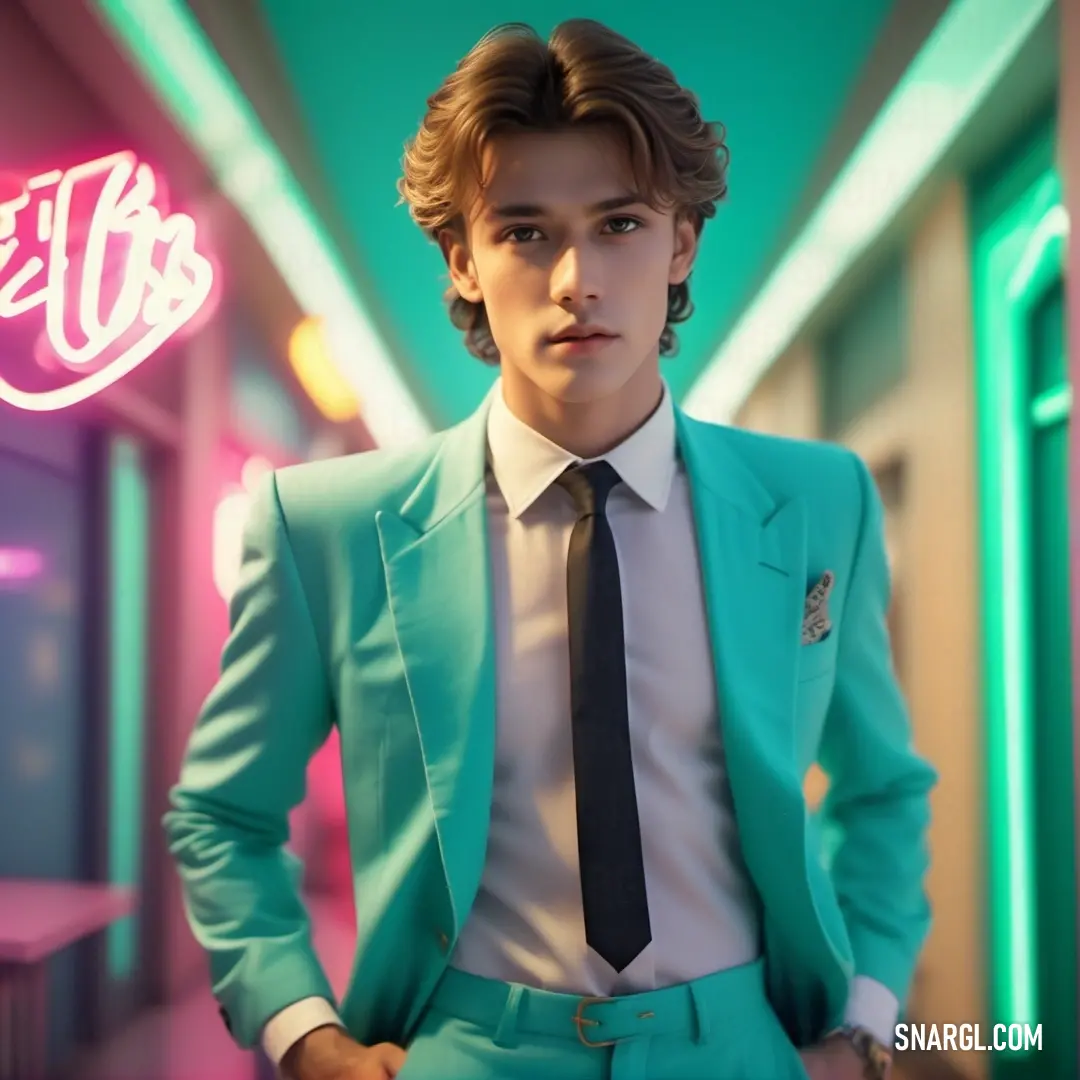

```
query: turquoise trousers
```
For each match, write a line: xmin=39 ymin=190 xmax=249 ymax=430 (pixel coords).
xmin=396 ymin=958 xmax=812 ymax=1080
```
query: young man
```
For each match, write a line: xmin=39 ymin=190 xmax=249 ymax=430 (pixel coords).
xmin=166 ymin=19 xmax=935 ymax=1080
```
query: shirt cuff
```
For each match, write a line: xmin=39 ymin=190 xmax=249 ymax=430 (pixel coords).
xmin=261 ymin=996 xmax=345 ymax=1066
xmin=830 ymin=976 xmax=899 ymax=1049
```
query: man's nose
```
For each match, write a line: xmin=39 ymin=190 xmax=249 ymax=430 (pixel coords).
xmin=550 ymin=243 xmax=603 ymax=306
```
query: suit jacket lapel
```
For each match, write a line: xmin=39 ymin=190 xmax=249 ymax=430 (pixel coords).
xmin=674 ymin=410 xmax=810 ymax=876
xmin=376 ymin=398 xmax=497 ymax=935
xmin=676 ymin=409 xmax=852 ymax=1023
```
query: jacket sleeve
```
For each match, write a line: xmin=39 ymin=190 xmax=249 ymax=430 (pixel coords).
xmin=163 ymin=471 xmax=337 ymax=1049
xmin=817 ymin=451 xmax=938 ymax=1009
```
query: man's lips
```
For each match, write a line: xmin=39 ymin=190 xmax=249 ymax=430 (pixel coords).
xmin=549 ymin=332 xmax=617 ymax=343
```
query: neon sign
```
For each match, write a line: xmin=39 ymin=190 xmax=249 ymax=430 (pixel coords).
xmin=0 ymin=547 xmax=44 ymax=583
xmin=0 ymin=151 xmax=214 ymax=412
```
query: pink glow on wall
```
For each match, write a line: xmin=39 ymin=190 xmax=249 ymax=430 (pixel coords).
xmin=212 ymin=454 xmax=274 ymax=604
xmin=0 ymin=151 xmax=215 ymax=412
xmin=0 ymin=547 xmax=44 ymax=582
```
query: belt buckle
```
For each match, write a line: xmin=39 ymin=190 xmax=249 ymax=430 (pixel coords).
xmin=573 ymin=995 xmax=616 ymax=1048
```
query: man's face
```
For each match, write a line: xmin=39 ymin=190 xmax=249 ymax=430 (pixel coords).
xmin=442 ymin=127 xmax=698 ymax=407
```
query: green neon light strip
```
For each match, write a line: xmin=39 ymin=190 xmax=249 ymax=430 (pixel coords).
xmin=91 ymin=0 xmax=432 ymax=447
xmin=106 ymin=436 xmax=149 ymax=979
xmin=1002 ymin=199 xmax=1069 ymax=1031
xmin=974 ymin=149 xmax=1066 ymax=1032
xmin=684 ymin=0 xmax=1055 ymax=423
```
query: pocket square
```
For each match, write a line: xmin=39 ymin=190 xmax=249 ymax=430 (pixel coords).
xmin=802 ymin=570 xmax=835 ymax=645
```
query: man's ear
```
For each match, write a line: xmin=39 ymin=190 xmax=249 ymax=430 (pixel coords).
xmin=438 ymin=226 xmax=484 ymax=304
xmin=668 ymin=214 xmax=699 ymax=287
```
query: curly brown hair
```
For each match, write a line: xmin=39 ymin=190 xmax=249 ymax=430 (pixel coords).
xmin=396 ymin=19 xmax=730 ymax=363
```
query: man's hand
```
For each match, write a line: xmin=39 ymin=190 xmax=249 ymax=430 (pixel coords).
xmin=798 ymin=1033 xmax=891 ymax=1080
xmin=281 ymin=1024 xmax=408 ymax=1080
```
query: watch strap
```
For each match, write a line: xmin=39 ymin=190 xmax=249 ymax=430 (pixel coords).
xmin=825 ymin=1023 xmax=892 ymax=1080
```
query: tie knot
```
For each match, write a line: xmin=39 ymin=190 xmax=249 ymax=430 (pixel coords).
xmin=555 ymin=460 xmax=622 ymax=517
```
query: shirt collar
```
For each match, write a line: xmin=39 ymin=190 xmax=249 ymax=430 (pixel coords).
xmin=485 ymin=377 xmax=677 ymax=519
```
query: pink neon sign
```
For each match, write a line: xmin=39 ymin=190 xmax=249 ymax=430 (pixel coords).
xmin=0 ymin=547 xmax=44 ymax=583
xmin=0 ymin=151 xmax=214 ymax=411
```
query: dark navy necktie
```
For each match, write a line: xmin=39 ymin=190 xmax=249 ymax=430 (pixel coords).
xmin=555 ymin=460 xmax=651 ymax=972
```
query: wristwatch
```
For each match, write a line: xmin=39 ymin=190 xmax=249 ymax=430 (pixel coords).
xmin=825 ymin=1024 xmax=892 ymax=1080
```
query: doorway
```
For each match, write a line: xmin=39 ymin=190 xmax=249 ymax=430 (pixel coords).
xmin=970 ymin=110 xmax=1075 ymax=1079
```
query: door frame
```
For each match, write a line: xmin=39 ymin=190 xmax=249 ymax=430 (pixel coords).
xmin=969 ymin=107 xmax=1072 ymax=1073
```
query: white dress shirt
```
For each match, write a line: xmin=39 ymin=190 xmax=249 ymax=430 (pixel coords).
xmin=261 ymin=380 xmax=898 ymax=1065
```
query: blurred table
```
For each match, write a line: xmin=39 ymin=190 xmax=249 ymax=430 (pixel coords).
xmin=0 ymin=880 xmax=136 ymax=1080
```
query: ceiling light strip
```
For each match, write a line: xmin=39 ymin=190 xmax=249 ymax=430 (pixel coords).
xmin=683 ymin=0 xmax=1055 ymax=423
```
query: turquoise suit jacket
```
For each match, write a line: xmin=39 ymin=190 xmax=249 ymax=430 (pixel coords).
xmin=165 ymin=392 xmax=937 ymax=1052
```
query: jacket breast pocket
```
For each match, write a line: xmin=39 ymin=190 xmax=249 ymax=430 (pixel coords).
xmin=797 ymin=632 xmax=837 ymax=683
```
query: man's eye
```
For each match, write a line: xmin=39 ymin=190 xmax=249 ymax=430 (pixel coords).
xmin=604 ymin=216 xmax=642 ymax=234
xmin=504 ymin=226 xmax=542 ymax=243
